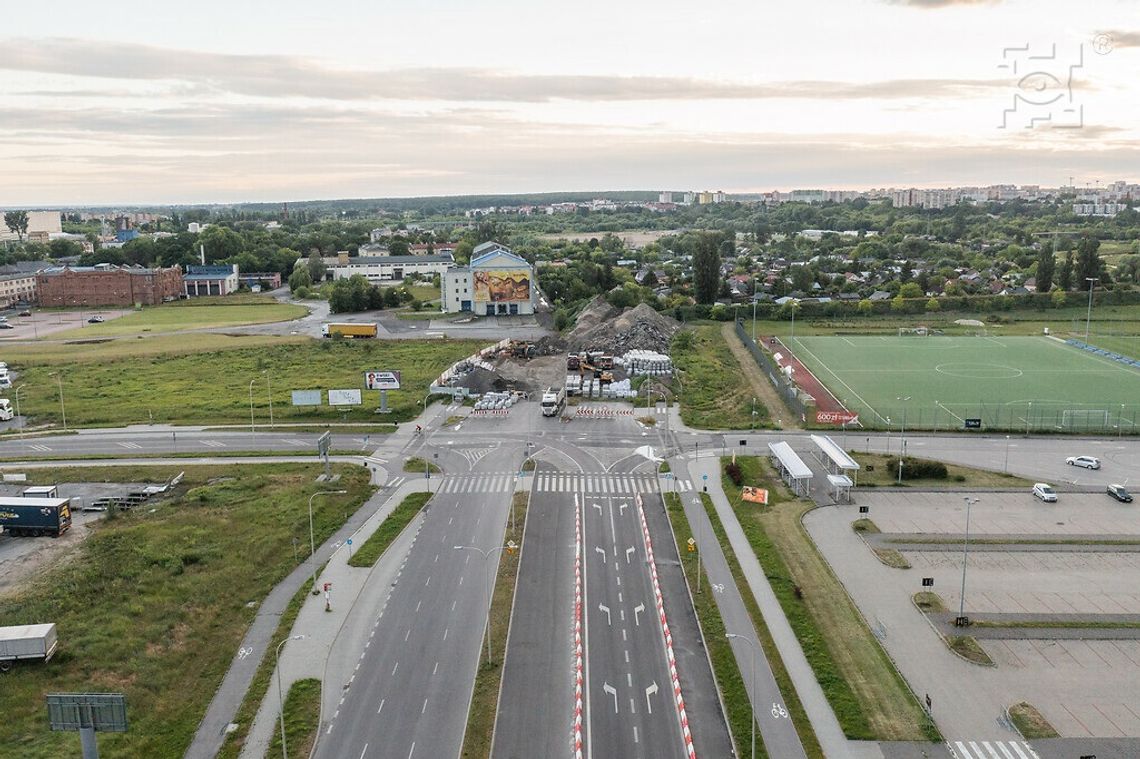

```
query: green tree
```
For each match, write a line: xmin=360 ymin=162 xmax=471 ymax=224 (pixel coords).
xmin=307 ymin=251 xmax=327 ymax=283
xmin=1050 ymin=289 xmax=1067 ymax=308
xmin=4 ymin=210 xmax=28 ymax=242
xmin=857 ymin=299 xmax=873 ymax=316
xmin=388 ymin=239 xmax=410 ymax=256
xmin=1056 ymin=250 xmax=1074 ymax=291
xmin=925 ymin=297 xmax=940 ymax=312
xmin=898 ymin=282 xmax=923 ymax=299
xmin=1074 ymin=235 xmax=1103 ymax=286
xmin=1035 ymin=245 xmax=1055 ymax=292
xmin=692 ymin=234 xmax=721 ymax=305
xmin=790 ymin=264 xmax=814 ymax=293
xmin=198 ymin=225 xmax=244 ymax=261
xmin=288 ymin=267 xmax=312 ymax=292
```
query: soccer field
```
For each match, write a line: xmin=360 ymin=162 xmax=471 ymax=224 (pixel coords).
xmin=790 ymin=335 xmax=1140 ymax=432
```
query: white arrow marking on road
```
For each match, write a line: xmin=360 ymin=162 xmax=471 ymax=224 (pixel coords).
xmin=599 ymin=604 xmax=611 ymax=626
xmin=595 ymin=546 xmax=606 ymax=563
xmin=619 ymin=502 xmax=628 ymax=515
xmin=603 ymin=682 xmax=618 ymax=713
xmin=593 ymin=502 xmax=602 ymax=514
xmin=625 ymin=546 xmax=635 ymax=564
xmin=645 ymin=682 xmax=658 ymax=714
xmin=634 ymin=603 xmax=644 ymax=626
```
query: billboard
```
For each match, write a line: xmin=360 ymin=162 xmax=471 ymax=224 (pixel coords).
xmin=816 ymin=410 xmax=860 ymax=426
xmin=364 ymin=371 xmax=401 ymax=391
xmin=328 ymin=389 xmax=362 ymax=406
xmin=474 ymin=270 xmax=531 ymax=303
xmin=741 ymin=486 xmax=769 ymax=505
xmin=291 ymin=390 xmax=322 ymax=406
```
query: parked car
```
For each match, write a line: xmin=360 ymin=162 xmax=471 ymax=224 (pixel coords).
xmin=1066 ymin=455 xmax=1101 ymax=470
xmin=1107 ymin=484 xmax=1133 ymax=503
xmin=87 ymin=316 xmax=104 ymax=324
xmin=1032 ymin=483 xmax=1058 ymax=502
xmin=0 ymin=323 xmax=12 ymax=330
xmin=17 ymin=310 xmax=30 ymax=317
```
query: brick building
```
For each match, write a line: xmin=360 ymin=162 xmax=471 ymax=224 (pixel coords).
xmin=36 ymin=264 xmax=183 ymax=307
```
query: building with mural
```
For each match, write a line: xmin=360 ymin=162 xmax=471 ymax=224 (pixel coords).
xmin=441 ymin=242 xmax=536 ymax=316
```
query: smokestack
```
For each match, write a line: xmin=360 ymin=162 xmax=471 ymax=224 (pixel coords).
xmin=200 ymin=244 xmax=206 ymax=265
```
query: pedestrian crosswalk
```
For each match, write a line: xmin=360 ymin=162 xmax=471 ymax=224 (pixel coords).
xmin=947 ymin=739 xmax=1041 ymax=759
xmin=534 ymin=473 xmax=660 ymax=494
xmin=434 ymin=474 xmax=518 ymax=493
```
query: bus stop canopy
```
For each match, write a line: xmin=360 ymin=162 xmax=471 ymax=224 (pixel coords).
xmin=768 ymin=441 xmax=813 ymax=495
xmin=810 ymin=434 xmax=859 ymax=475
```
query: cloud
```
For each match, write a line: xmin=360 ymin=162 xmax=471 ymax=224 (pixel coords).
xmin=886 ymin=0 xmax=1000 ymax=7
xmin=0 ymin=38 xmax=1007 ymax=103
xmin=1101 ymin=30 xmax=1140 ymax=49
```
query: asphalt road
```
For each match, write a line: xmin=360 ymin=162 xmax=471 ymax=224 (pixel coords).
xmin=313 ymin=455 xmax=516 ymax=759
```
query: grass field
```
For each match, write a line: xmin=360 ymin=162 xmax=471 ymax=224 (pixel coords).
xmin=1087 ymin=334 xmax=1140 ymax=360
xmin=672 ymin=324 xmax=771 ymax=429
xmin=789 ymin=335 xmax=1140 ymax=432
xmin=48 ymin=298 xmax=308 ymax=338
xmin=0 ymin=463 xmax=371 ymax=759
xmin=347 ymin=492 xmax=431 ymax=568
xmin=11 ymin=337 xmax=481 ymax=427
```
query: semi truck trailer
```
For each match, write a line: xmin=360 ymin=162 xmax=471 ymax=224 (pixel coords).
xmin=322 ymin=322 xmax=378 ymax=339
xmin=0 ymin=497 xmax=72 ymax=537
xmin=541 ymin=387 xmax=566 ymax=417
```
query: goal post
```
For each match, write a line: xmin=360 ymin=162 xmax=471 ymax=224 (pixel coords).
xmin=897 ymin=326 xmax=929 ymax=337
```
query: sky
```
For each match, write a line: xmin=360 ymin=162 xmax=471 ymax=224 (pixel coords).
xmin=2 ymin=0 xmax=1140 ymax=205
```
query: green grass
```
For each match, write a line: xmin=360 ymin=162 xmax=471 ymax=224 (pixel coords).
xmin=347 ymin=492 xmax=432 ymax=568
xmin=664 ymin=492 xmax=770 ymax=758
xmin=1008 ymin=702 xmax=1060 ymax=740
xmin=910 ymin=593 xmax=993 ymax=666
xmin=672 ymin=324 xmax=771 ymax=430
xmin=0 ymin=463 xmax=372 ymax=759
xmin=853 ymin=453 xmax=1032 ymax=488
xmin=404 ymin=457 xmax=442 ymax=474
xmin=1087 ymin=334 xmax=1140 ymax=360
xmin=49 ymin=299 xmax=307 ymax=338
xmin=264 ymin=678 xmax=322 ymax=759
xmin=788 ymin=335 xmax=1140 ymax=431
xmin=396 ymin=311 xmax=444 ymax=320
xmin=852 ymin=520 xmax=910 ymax=569
xmin=11 ymin=337 xmax=482 ymax=428
xmin=460 ymin=490 xmax=528 ymax=759
xmin=722 ymin=456 xmax=939 ymax=741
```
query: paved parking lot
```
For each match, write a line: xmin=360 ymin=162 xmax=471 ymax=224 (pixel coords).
xmin=806 ymin=490 xmax=1140 ymax=741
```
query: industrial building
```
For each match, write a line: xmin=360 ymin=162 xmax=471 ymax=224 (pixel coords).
xmin=183 ymin=264 xmax=240 ymax=297
xmin=441 ymin=242 xmax=536 ymax=315
xmin=36 ymin=264 xmax=183 ymax=307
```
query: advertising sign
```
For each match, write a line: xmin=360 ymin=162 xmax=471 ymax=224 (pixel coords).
xmin=816 ymin=410 xmax=860 ymax=426
xmin=364 ymin=371 xmax=401 ymax=391
xmin=963 ymin=418 xmax=982 ymax=429
xmin=328 ymin=389 xmax=362 ymax=406
xmin=741 ymin=486 xmax=769 ymax=504
xmin=474 ymin=270 xmax=531 ymax=303
xmin=291 ymin=390 xmax=322 ymax=406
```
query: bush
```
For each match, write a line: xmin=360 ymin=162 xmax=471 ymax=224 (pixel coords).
xmin=884 ymin=456 xmax=948 ymax=480
xmin=724 ymin=460 xmax=743 ymax=486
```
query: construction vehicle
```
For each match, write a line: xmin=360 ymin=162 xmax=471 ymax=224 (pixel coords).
xmin=507 ymin=340 xmax=536 ymax=359
xmin=574 ymin=352 xmax=614 ymax=385
xmin=566 ymin=353 xmax=581 ymax=371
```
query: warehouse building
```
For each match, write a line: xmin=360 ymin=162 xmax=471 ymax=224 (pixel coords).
xmin=441 ymin=242 xmax=536 ymax=315
xmin=36 ymin=264 xmax=183 ymax=307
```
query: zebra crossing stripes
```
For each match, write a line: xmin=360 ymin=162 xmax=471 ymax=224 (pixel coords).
xmin=947 ymin=739 xmax=1041 ymax=759
xmin=535 ymin=474 xmax=659 ymax=493
xmin=434 ymin=474 xmax=517 ymax=494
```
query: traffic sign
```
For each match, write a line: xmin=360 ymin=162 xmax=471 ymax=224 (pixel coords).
xmin=507 ymin=540 xmax=517 ymax=555
xmin=686 ymin=537 xmax=696 ymax=553
xmin=702 ymin=474 xmax=708 ymax=481
xmin=346 ymin=538 xmax=353 ymax=546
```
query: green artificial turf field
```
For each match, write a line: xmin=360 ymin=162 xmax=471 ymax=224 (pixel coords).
xmin=789 ymin=335 xmax=1140 ymax=432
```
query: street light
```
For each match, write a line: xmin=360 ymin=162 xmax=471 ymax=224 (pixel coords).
xmin=265 ymin=371 xmax=274 ymax=428
xmin=275 ymin=634 xmax=305 ymax=759
xmin=725 ymin=633 xmax=758 ymax=759
xmin=1084 ymin=277 xmax=1098 ymax=344
xmin=248 ymin=379 xmax=257 ymax=433
xmin=13 ymin=385 xmax=25 ymax=440
xmin=959 ymin=497 xmax=979 ymax=621
xmin=308 ymin=490 xmax=347 ymax=594
xmin=454 ymin=544 xmax=504 ymax=664
xmin=50 ymin=372 xmax=67 ymax=431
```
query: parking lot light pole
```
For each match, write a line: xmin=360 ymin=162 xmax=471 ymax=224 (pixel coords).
xmin=276 ymin=634 xmax=305 ymax=759
xmin=454 ymin=544 xmax=503 ymax=664
xmin=959 ymin=497 xmax=979 ymax=620
xmin=1084 ymin=277 xmax=1098 ymax=343
xmin=309 ymin=490 xmax=347 ymax=593
xmin=725 ymin=633 xmax=757 ymax=759
xmin=248 ymin=379 xmax=257 ymax=433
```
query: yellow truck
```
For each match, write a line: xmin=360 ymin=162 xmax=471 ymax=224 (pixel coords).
xmin=322 ymin=322 xmax=378 ymax=339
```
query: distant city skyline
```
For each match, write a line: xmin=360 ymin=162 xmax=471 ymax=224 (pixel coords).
xmin=2 ymin=0 xmax=1139 ymax=205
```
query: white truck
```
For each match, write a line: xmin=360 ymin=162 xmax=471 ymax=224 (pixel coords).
xmin=0 ymin=623 xmax=58 ymax=672
xmin=541 ymin=387 xmax=566 ymax=417
xmin=0 ymin=399 xmax=13 ymax=421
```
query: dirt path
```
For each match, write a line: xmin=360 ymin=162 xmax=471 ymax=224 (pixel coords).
xmin=720 ymin=322 xmax=802 ymax=429
xmin=0 ymin=522 xmax=93 ymax=599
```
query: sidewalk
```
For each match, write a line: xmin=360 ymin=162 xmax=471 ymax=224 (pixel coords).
xmin=238 ymin=478 xmax=431 ymax=759
xmin=689 ymin=455 xmax=883 ymax=759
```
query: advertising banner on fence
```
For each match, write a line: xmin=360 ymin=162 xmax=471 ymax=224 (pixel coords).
xmin=816 ymin=410 xmax=860 ymax=426
xmin=291 ymin=390 xmax=322 ymax=406
xmin=741 ymin=486 xmax=769 ymax=504
xmin=328 ymin=389 xmax=362 ymax=406
xmin=474 ymin=270 xmax=531 ymax=302
xmin=364 ymin=371 xmax=401 ymax=391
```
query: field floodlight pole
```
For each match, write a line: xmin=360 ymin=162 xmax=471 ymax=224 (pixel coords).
xmin=308 ymin=490 xmax=347 ymax=594
xmin=725 ymin=633 xmax=757 ymax=759
xmin=276 ymin=634 xmax=305 ymax=759
xmin=248 ymin=379 xmax=256 ymax=433
xmin=751 ymin=297 xmax=757 ymax=343
xmin=959 ymin=497 xmax=979 ymax=620
xmin=1084 ymin=277 xmax=1098 ymax=343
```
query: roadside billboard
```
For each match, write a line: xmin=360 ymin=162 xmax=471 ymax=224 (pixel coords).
xmin=328 ymin=389 xmax=362 ymax=406
xmin=816 ymin=410 xmax=860 ymax=426
xmin=364 ymin=371 xmax=401 ymax=391
xmin=291 ymin=390 xmax=322 ymax=406
xmin=473 ymin=270 xmax=530 ymax=303
xmin=741 ymin=486 xmax=769 ymax=505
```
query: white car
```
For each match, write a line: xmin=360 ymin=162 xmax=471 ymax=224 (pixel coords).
xmin=1033 ymin=483 xmax=1059 ymax=502
xmin=1066 ymin=455 xmax=1101 ymax=470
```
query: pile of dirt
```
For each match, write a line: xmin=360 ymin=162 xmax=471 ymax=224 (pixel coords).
xmin=568 ymin=302 xmax=681 ymax=354
xmin=455 ymin=365 xmax=531 ymax=394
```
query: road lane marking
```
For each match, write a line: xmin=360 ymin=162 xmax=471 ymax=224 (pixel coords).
xmin=603 ymin=682 xmax=618 ymax=712
xmin=405 ymin=629 xmax=411 ymax=641
xmin=359 ymin=744 xmax=368 ymax=759
xmin=625 ymin=546 xmax=635 ymax=564
xmin=633 ymin=603 xmax=644 ymax=626
xmin=421 ymin=698 xmax=428 ymax=714
xmin=432 ymin=662 xmax=438 ymax=675
xmin=391 ymin=662 xmax=399 ymax=676
xmin=443 ymin=628 xmax=448 ymax=640
xmin=633 ymin=726 xmax=639 ymax=743
xmin=626 ymin=673 xmax=632 ymax=687
xmin=594 ymin=546 xmax=606 ymax=563
xmin=415 ymin=600 xmax=421 ymax=612
xmin=407 ymin=742 xmax=415 ymax=759
xmin=377 ymin=699 xmax=384 ymax=713
xmin=645 ymin=682 xmax=658 ymax=713
xmin=598 ymin=604 xmax=611 ymax=625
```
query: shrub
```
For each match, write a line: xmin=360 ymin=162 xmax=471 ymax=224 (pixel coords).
xmin=884 ymin=456 xmax=948 ymax=480
xmin=724 ymin=460 xmax=743 ymax=486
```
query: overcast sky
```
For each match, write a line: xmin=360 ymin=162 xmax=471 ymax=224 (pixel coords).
xmin=2 ymin=0 xmax=1139 ymax=205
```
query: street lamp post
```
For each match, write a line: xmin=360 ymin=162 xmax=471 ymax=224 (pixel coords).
xmin=308 ymin=490 xmax=347 ymax=594
xmin=454 ymin=544 xmax=503 ymax=664
xmin=265 ymin=371 xmax=274 ymax=428
xmin=1003 ymin=435 xmax=1010 ymax=473
xmin=751 ymin=296 xmax=757 ymax=343
xmin=276 ymin=634 xmax=305 ymax=759
xmin=725 ymin=633 xmax=758 ymax=759
xmin=13 ymin=385 xmax=25 ymax=440
xmin=54 ymin=373 xmax=67 ymax=431
xmin=959 ymin=497 xmax=979 ymax=621
xmin=248 ymin=379 xmax=257 ymax=434
xmin=1084 ymin=277 xmax=1098 ymax=343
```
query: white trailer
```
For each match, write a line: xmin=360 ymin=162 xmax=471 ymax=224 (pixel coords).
xmin=0 ymin=623 xmax=58 ymax=671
